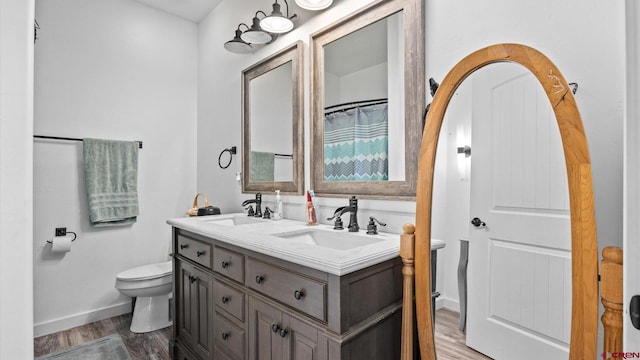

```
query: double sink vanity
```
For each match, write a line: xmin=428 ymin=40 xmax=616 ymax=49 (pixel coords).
xmin=167 ymin=213 xmax=444 ymax=360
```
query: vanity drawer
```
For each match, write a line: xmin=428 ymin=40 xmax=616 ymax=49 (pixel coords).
xmin=246 ymin=257 xmax=327 ymax=321
xmin=176 ymin=235 xmax=212 ymax=269
xmin=213 ymin=279 xmax=245 ymax=323
xmin=213 ymin=313 xmax=245 ymax=359
xmin=214 ymin=246 xmax=244 ymax=284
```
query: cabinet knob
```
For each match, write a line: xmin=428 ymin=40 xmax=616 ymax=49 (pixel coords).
xmin=294 ymin=290 xmax=305 ymax=300
xmin=221 ymin=332 xmax=230 ymax=340
xmin=221 ymin=261 xmax=230 ymax=269
xmin=255 ymin=275 xmax=264 ymax=284
xmin=188 ymin=275 xmax=196 ymax=284
xmin=179 ymin=244 xmax=188 ymax=249
xmin=221 ymin=296 xmax=230 ymax=304
xmin=279 ymin=328 xmax=289 ymax=338
xmin=271 ymin=323 xmax=280 ymax=333
xmin=196 ymin=250 xmax=205 ymax=257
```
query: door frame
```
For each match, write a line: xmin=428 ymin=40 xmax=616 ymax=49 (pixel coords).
xmin=624 ymin=0 xmax=640 ymax=349
xmin=414 ymin=43 xmax=599 ymax=360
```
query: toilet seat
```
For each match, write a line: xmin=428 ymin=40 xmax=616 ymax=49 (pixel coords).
xmin=116 ymin=261 xmax=172 ymax=281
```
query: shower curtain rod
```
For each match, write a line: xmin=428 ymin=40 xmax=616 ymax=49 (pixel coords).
xmin=324 ymin=98 xmax=388 ymax=116
xmin=34 ymin=135 xmax=143 ymax=149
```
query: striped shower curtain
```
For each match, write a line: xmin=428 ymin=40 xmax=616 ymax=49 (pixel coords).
xmin=324 ymin=104 xmax=388 ymax=181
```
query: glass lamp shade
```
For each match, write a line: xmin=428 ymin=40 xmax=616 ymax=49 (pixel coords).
xmin=224 ymin=30 xmax=253 ymax=54
xmin=260 ymin=2 xmax=294 ymax=33
xmin=241 ymin=29 xmax=272 ymax=44
xmin=241 ymin=17 xmax=273 ymax=44
xmin=294 ymin=0 xmax=332 ymax=10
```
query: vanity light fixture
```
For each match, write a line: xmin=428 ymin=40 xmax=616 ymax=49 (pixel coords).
xmin=295 ymin=0 xmax=332 ymax=10
xmin=224 ymin=23 xmax=253 ymax=54
xmin=260 ymin=0 xmax=297 ymax=34
xmin=241 ymin=11 xmax=274 ymax=45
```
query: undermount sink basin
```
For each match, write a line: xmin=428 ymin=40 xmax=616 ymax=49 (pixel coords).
xmin=205 ymin=216 xmax=264 ymax=226
xmin=274 ymin=229 xmax=386 ymax=250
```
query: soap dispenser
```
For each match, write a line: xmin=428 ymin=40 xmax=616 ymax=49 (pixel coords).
xmin=273 ymin=190 xmax=283 ymax=220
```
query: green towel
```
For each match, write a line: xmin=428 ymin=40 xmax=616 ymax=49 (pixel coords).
xmin=83 ymin=138 xmax=139 ymax=227
xmin=250 ymin=151 xmax=275 ymax=181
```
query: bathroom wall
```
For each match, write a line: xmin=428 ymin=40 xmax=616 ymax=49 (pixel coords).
xmin=197 ymin=0 xmax=625 ymax=315
xmin=1 ymin=0 xmax=35 ymax=357
xmin=32 ymin=0 xmax=198 ymax=336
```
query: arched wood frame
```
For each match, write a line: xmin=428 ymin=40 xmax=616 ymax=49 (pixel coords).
xmin=413 ymin=43 xmax=599 ymax=359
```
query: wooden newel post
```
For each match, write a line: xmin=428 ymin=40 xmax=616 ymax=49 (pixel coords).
xmin=400 ymin=224 xmax=416 ymax=360
xmin=600 ymin=246 xmax=623 ymax=355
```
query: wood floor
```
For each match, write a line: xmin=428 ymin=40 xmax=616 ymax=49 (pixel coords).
xmin=34 ymin=309 xmax=490 ymax=359
xmin=33 ymin=313 xmax=172 ymax=360
xmin=434 ymin=308 xmax=492 ymax=360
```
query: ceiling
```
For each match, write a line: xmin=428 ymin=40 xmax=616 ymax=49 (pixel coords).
xmin=132 ymin=0 xmax=223 ymax=23
xmin=132 ymin=0 xmax=325 ymax=24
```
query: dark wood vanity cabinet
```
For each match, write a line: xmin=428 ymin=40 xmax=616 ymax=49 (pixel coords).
xmin=170 ymin=228 xmax=403 ymax=360
xmin=175 ymin=259 xmax=214 ymax=360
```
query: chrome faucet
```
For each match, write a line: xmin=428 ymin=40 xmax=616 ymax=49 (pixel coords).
xmin=327 ymin=196 xmax=359 ymax=232
xmin=241 ymin=193 xmax=262 ymax=217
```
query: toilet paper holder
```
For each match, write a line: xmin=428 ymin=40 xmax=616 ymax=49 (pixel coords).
xmin=46 ymin=231 xmax=77 ymax=244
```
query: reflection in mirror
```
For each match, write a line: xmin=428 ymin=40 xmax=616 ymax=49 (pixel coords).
xmin=323 ymin=12 xmax=404 ymax=182
xmin=432 ymin=63 xmax=571 ymax=358
xmin=311 ymin=0 xmax=424 ymax=199
xmin=242 ymin=41 xmax=304 ymax=195
xmin=250 ymin=61 xmax=293 ymax=182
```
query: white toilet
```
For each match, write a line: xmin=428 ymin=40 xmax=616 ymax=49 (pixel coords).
xmin=115 ymin=260 xmax=173 ymax=333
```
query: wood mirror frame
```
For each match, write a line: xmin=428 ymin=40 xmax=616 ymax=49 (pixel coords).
xmin=310 ymin=0 xmax=424 ymax=199
xmin=242 ymin=41 xmax=304 ymax=195
xmin=412 ymin=44 xmax=598 ymax=359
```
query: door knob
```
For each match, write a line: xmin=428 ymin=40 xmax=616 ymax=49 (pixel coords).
xmin=631 ymin=295 xmax=640 ymax=330
xmin=471 ymin=217 xmax=486 ymax=228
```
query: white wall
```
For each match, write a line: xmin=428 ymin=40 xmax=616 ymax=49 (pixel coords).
xmin=0 ymin=0 xmax=35 ymax=357
xmin=32 ymin=0 xmax=198 ymax=336
xmin=199 ymin=0 xmax=625 ymax=317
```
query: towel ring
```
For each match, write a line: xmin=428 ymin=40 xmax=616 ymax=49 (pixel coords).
xmin=218 ymin=146 xmax=237 ymax=169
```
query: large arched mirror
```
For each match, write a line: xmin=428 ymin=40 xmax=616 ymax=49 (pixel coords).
xmin=410 ymin=44 xmax=598 ymax=360
xmin=310 ymin=0 xmax=424 ymax=199
xmin=242 ymin=41 xmax=304 ymax=195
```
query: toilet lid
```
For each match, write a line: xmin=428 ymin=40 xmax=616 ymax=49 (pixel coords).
xmin=116 ymin=261 xmax=172 ymax=281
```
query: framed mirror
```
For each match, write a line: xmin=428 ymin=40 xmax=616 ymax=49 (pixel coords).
xmin=310 ymin=0 xmax=424 ymax=199
xmin=242 ymin=41 xmax=304 ymax=195
xmin=409 ymin=44 xmax=598 ymax=359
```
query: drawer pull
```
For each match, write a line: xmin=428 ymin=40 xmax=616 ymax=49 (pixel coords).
xmin=294 ymin=290 xmax=305 ymax=300
xmin=196 ymin=250 xmax=206 ymax=257
xmin=188 ymin=275 xmax=196 ymax=284
xmin=221 ymin=261 xmax=230 ymax=269
xmin=255 ymin=275 xmax=264 ymax=284
xmin=179 ymin=244 xmax=188 ymax=249
xmin=279 ymin=328 xmax=289 ymax=338
xmin=221 ymin=296 xmax=230 ymax=304
xmin=221 ymin=332 xmax=230 ymax=340
xmin=271 ymin=323 xmax=280 ymax=333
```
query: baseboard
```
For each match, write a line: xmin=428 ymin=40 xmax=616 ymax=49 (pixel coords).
xmin=34 ymin=302 xmax=132 ymax=337
xmin=438 ymin=296 xmax=460 ymax=312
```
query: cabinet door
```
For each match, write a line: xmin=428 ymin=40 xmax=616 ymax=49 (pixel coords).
xmin=176 ymin=260 xmax=214 ymax=360
xmin=249 ymin=296 xmax=328 ymax=360
xmin=248 ymin=297 xmax=283 ymax=360
xmin=282 ymin=314 xmax=327 ymax=360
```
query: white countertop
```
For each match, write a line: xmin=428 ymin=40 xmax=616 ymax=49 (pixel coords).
xmin=167 ymin=213 xmax=445 ymax=276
